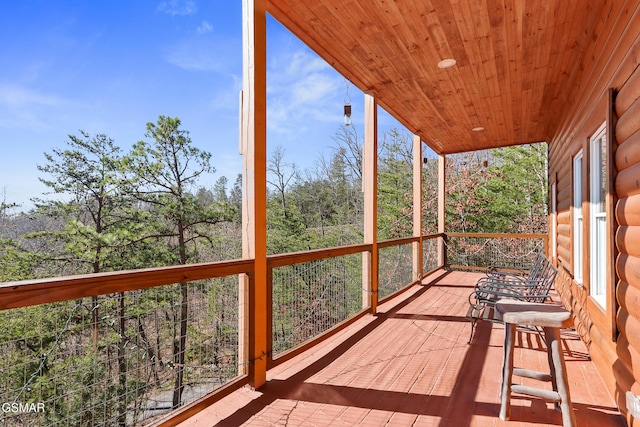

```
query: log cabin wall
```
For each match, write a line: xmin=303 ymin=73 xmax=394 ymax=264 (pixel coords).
xmin=615 ymin=50 xmax=640 ymax=427
xmin=549 ymin=1 xmax=640 ymax=424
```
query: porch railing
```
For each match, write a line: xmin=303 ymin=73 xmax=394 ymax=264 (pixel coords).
xmin=0 ymin=232 xmax=545 ymax=426
xmin=445 ymin=232 xmax=548 ymax=272
xmin=0 ymin=260 xmax=253 ymax=427
xmin=268 ymin=244 xmax=369 ymax=359
xmin=378 ymin=237 xmax=417 ymax=299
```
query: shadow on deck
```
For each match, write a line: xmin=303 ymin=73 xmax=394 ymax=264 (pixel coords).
xmin=177 ymin=270 xmax=625 ymax=426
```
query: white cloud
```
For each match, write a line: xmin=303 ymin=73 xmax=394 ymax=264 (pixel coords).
xmin=0 ymin=83 xmax=79 ymax=130
xmin=157 ymin=0 xmax=197 ymax=16
xmin=267 ymin=49 xmax=343 ymax=136
xmin=163 ymin=37 xmax=240 ymax=74
xmin=197 ymin=21 xmax=213 ymax=35
xmin=0 ymin=84 xmax=69 ymax=108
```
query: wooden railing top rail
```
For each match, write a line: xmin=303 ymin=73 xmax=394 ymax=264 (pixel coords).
xmin=421 ymin=233 xmax=445 ymax=239
xmin=378 ymin=233 xmax=444 ymax=250
xmin=377 ymin=236 xmax=419 ymax=249
xmin=0 ymin=258 xmax=254 ymax=311
xmin=445 ymin=232 xmax=547 ymax=239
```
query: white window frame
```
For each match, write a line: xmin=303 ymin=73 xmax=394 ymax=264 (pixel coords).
xmin=573 ymin=150 xmax=583 ymax=285
xmin=589 ymin=122 xmax=607 ymax=308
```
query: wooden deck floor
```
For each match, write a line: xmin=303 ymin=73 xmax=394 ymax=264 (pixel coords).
xmin=177 ymin=270 xmax=625 ymax=426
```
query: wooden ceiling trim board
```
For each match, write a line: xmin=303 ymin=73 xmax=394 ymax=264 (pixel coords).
xmin=430 ymin=0 xmax=471 ymax=67
xmin=487 ymin=0 xmax=515 ymax=144
xmin=313 ymin=0 xmax=383 ymax=85
xmin=520 ymin=0 xmax=543 ymax=142
xmin=529 ymin=0 xmax=559 ymax=142
xmin=506 ymin=0 xmax=525 ymax=144
xmin=390 ymin=2 xmax=464 ymax=151
xmin=434 ymin=1 xmax=487 ymax=146
xmin=455 ymin=0 xmax=498 ymax=133
xmin=543 ymin=0 xmax=581 ymax=140
xmin=407 ymin=0 xmax=458 ymax=64
xmin=538 ymin=0 xmax=571 ymax=141
xmin=377 ymin=0 xmax=407 ymax=28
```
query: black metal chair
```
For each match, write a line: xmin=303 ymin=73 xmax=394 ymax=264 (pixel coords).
xmin=466 ymin=254 xmax=558 ymax=343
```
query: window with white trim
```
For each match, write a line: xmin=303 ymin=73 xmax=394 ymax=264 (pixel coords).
xmin=573 ymin=151 xmax=583 ymax=284
xmin=590 ymin=122 xmax=607 ymax=308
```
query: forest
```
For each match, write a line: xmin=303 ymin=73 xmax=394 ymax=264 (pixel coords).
xmin=0 ymin=115 xmax=548 ymax=426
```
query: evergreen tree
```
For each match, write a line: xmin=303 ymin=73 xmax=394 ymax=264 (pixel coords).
xmin=124 ymin=115 xmax=226 ymax=409
xmin=484 ymin=144 xmax=548 ymax=233
xmin=377 ymin=128 xmax=413 ymax=239
xmin=32 ymin=131 xmax=136 ymax=273
xmin=26 ymin=131 xmax=140 ymax=425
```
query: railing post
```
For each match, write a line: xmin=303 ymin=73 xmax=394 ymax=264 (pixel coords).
xmin=413 ymin=135 xmax=423 ymax=282
xmin=438 ymin=154 xmax=447 ymax=268
xmin=363 ymin=92 xmax=378 ymax=313
xmin=241 ymin=0 xmax=268 ymax=389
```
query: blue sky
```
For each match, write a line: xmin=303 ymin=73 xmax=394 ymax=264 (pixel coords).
xmin=0 ymin=0 xmax=407 ymax=211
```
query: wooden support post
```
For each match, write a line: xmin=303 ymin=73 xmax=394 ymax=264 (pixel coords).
xmin=363 ymin=92 xmax=378 ymax=313
xmin=438 ymin=154 xmax=447 ymax=267
xmin=242 ymin=0 xmax=268 ymax=389
xmin=413 ymin=135 xmax=423 ymax=281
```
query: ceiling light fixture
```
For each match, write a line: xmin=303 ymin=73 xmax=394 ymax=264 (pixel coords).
xmin=472 ymin=126 xmax=485 ymax=132
xmin=437 ymin=58 xmax=457 ymax=69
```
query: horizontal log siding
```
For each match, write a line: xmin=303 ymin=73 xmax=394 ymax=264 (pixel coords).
xmin=615 ymin=36 xmax=640 ymax=426
xmin=550 ymin=1 xmax=640 ymax=422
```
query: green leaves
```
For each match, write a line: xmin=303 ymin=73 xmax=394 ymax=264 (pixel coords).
xmin=377 ymin=128 xmax=413 ymax=240
xmin=446 ymin=144 xmax=548 ymax=233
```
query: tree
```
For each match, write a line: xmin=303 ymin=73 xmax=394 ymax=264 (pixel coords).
xmin=331 ymin=125 xmax=362 ymax=181
xmin=484 ymin=144 xmax=548 ymax=233
xmin=445 ymin=144 xmax=548 ymax=234
xmin=32 ymin=131 xmax=138 ymax=344
xmin=421 ymin=153 xmax=439 ymax=234
xmin=229 ymin=173 xmax=243 ymax=224
xmin=30 ymin=131 xmax=146 ymax=425
xmin=377 ymin=128 xmax=413 ymax=239
xmin=0 ymin=198 xmax=37 ymax=281
xmin=32 ymin=131 xmax=135 ymax=274
xmin=445 ymin=150 xmax=495 ymax=233
xmin=212 ymin=176 xmax=229 ymax=204
xmin=124 ymin=115 xmax=225 ymax=409
xmin=267 ymin=145 xmax=298 ymax=217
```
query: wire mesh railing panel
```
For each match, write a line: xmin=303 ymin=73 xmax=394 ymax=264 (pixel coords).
xmin=271 ymin=254 xmax=362 ymax=356
xmin=0 ymin=276 xmax=242 ymax=427
xmin=446 ymin=235 xmax=545 ymax=271
xmin=422 ymin=237 xmax=439 ymax=273
xmin=378 ymin=243 xmax=413 ymax=299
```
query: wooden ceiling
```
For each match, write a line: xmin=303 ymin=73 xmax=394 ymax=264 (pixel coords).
xmin=267 ymin=0 xmax=607 ymax=155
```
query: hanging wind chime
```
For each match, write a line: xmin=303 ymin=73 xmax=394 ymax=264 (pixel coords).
xmin=343 ymin=81 xmax=352 ymax=126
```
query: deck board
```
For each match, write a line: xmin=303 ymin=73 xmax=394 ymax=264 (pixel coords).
xmin=176 ymin=270 xmax=625 ymax=426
